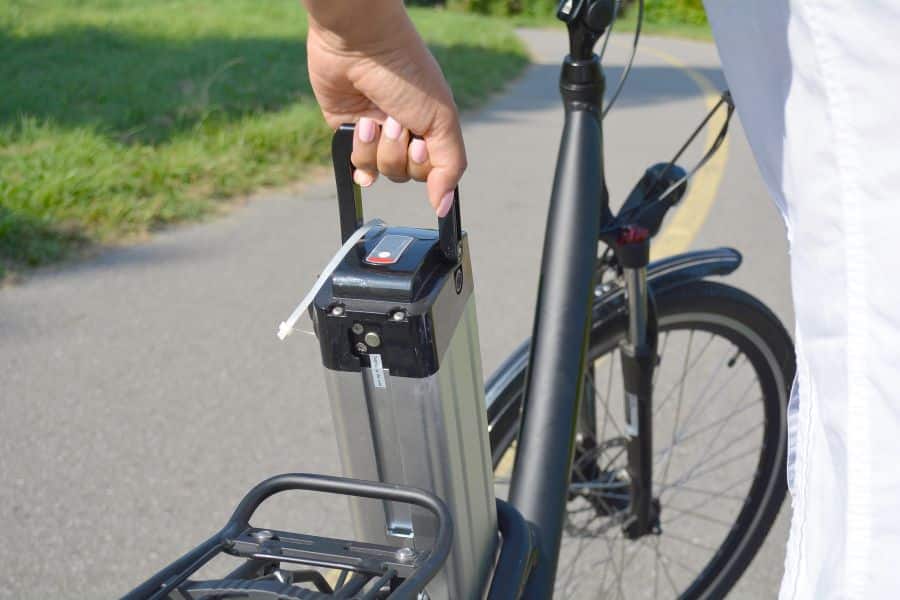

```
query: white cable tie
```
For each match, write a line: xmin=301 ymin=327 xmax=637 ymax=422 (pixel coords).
xmin=277 ymin=219 xmax=386 ymax=341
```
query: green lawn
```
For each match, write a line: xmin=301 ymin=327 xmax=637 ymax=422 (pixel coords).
xmin=0 ymin=1 xmax=528 ymax=277
xmin=504 ymin=2 xmax=712 ymax=41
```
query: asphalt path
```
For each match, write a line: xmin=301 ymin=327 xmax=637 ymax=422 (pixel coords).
xmin=0 ymin=30 xmax=793 ymax=598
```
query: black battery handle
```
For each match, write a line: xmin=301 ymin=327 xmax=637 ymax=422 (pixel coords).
xmin=332 ymin=123 xmax=462 ymax=264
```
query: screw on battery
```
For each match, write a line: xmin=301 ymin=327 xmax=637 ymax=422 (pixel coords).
xmin=355 ymin=342 xmax=368 ymax=354
xmin=364 ymin=332 xmax=382 ymax=348
xmin=351 ymin=323 xmax=364 ymax=335
xmin=395 ymin=546 xmax=416 ymax=563
xmin=454 ymin=266 xmax=464 ymax=294
xmin=330 ymin=305 xmax=345 ymax=317
xmin=391 ymin=310 xmax=406 ymax=322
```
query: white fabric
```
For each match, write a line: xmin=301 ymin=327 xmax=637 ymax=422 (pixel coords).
xmin=703 ymin=1 xmax=900 ymax=597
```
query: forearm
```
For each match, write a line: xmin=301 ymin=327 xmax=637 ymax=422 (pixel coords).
xmin=303 ymin=0 xmax=412 ymax=51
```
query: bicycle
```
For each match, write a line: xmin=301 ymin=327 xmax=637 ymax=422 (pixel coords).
xmin=127 ymin=0 xmax=793 ymax=598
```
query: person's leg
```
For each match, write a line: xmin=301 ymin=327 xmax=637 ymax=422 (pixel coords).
xmin=703 ymin=1 xmax=900 ymax=597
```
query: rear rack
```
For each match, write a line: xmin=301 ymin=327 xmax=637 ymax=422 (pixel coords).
xmin=124 ymin=473 xmax=536 ymax=600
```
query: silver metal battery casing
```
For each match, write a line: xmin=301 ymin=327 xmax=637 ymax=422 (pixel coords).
xmin=323 ymin=295 xmax=497 ymax=600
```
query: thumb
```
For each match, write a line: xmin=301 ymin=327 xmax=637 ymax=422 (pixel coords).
xmin=424 ymin=117 xmax=467 ymax=217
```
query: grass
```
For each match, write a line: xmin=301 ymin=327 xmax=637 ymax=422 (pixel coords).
xmin=494 ymin=2 xmax=712 ymax=41
xmin=0 ymin=1 xmax=529 ymax=278
xmin=618 ymin=1 xmax=711 ymax=41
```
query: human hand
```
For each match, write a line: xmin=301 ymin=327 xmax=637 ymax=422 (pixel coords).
xmin=305 ymin=2 xmax=466 ymax=217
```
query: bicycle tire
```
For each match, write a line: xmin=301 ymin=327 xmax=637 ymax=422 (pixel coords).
xmin=493 ymin=280 xmax=794 ymax=599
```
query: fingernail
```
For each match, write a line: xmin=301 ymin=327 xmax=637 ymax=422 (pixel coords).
xmin=358 ymin=118 xmax=376 ymax=143
xmin=410 ymin=138 xmax=428 ymax=164
xmin=354 ymin=170 xmax=373 ymax=187
xmin=436 ymin=191 xmax=454 ymax=217
xmin=384 ymin=116 xmax=402 ymax=140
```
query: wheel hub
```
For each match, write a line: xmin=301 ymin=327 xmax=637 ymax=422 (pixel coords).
xmin=567 ymin=436 xmax=663 ymax=538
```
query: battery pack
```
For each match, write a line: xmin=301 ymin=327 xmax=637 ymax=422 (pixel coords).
xmin=313 ymin=224 xmax=497 ymax=599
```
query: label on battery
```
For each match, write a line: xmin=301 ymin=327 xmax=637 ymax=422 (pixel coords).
xmin=369 ymin=354 xmax=386 ymax=388
xmin=365 ymin=234 xmax=414 ymax=265
xmin=625 ymin=392 xmax=639 ymax=437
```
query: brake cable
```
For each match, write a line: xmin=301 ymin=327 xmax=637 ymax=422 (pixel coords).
xmin=597 ymin=0 xmax=734 ymax=201
xmin=652 ymin=90 xmax=735 ymax=203
xmin=601 ymin=0 xmax=644 ymax=119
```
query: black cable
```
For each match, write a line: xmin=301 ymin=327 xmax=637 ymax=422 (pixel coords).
xmin=602 ymin=0 xmax=644 ymax=119
xmin=655 ymin=91 xmax=734 ymax=202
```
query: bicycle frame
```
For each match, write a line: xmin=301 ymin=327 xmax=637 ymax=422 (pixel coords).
xmin=509 ymin=1 xmax=661 ymax=594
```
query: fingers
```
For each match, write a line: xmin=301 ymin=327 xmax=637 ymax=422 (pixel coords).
xmin=351 ymin=117 xmax=379 ymax=187
xmin=349 ymin=112 xmax=466 ymax=219
xmin=424 ymin=110 xmax=467 ymax=217
xmin=352 ymin=116 xmax=413 ymax=186
xmin=377 ymin=117 xmax=411 ymax=183
xmin=407 ymin=137 xmax=430 ymax=182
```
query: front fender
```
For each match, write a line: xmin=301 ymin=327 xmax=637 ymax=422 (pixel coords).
xmin=485 ymin=247 xmax=742 ymax=465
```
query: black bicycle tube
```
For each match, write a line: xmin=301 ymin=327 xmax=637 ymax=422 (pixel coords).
xmin=508 ymin=56 xmax=607 ymax=597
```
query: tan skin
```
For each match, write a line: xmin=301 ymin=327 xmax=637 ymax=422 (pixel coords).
xmin=303 ymin=0 xmax=466 ymax=217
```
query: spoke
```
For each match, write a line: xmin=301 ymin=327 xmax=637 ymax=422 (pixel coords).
xmin=658 ymin=474 xmax=754 ymax=501
xmin=594 ymin=352 xmax=613 ymax=446
xmin=675 ymin=341 xmax=739 ymax=428
xmin=661 ymin=530 xmax=719 ymax=553
xmin=600 ymin=531 xmax=624 ymax=598
xmin=669 ymin=392 xmax=759 ymax=448
xmin=585 ymin=371 xmax=621 ymax=445
xmin=661 ymin=379 xmax=760 ymax=506
xmin=646 ymin=538 xmax=703 ymax=574
xmin=659 ymin=330 xmax=694 ymax=490
xmin=653 ymin=536 xmax=681 ymax=596
xmin=654 ymin=540 xmax=660 ymax=599
xmin=567 ymin=504 xmax=597 ymax=516
xmin=659 ymin=504 xmax=734 ymax=528
xmin=666 ymin=445 xmax=761 ymax=505
xmin=688 ymin=444 xmax=761 ymax=482
xmin=600 ymin=445 xmax=627 ymax=471
xmin=559 ymin=528 xmax=595 ymax=594
xmin=569 ymin=480 xmax=629 ymax=491
xmin=588 ymin=526 xmax=624 ymax=598
xmin=662 ymin=477 xmax=755 ymax=528
xmin=678 ymin=353 xmax=756 ymax=437
xmin=653 ymin=330 xmax=670 ymax=387
xmin=570 ymin=457 xmax=621 ymax=518
xmin=612 ymin=536 xmax=651 ymax=595
xmin=590 ymin=350 xmax=626 ymax=439
xmin=657 ymin=419 xmax=763 ymax=497
xmin=654 ymin=330 xmax=715 ymax=416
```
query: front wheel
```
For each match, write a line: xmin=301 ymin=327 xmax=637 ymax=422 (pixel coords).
xmin=493 ymin=280 xmax=794 ymax=599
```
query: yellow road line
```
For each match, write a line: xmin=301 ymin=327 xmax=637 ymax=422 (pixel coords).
xmin=495 ymin=441 xmax=517 ymax=480
xmin=325 ymin=568 xmax=342 ymax=589
xmin=639 ymin=44 xmax=730 ymax=260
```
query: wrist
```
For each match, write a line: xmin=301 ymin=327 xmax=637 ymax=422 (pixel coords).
xmin=305 ymin=0 xmax=413 ymax=54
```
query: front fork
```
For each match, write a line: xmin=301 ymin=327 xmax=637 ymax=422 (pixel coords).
xmin=580 ymin=236 xmax=660 ymax=538
xmin=620 ymin=261 xmax=660 ymax=538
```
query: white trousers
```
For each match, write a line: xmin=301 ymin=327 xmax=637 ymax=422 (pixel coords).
xmin=703 ymin=1 xmax=900 ymax=598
